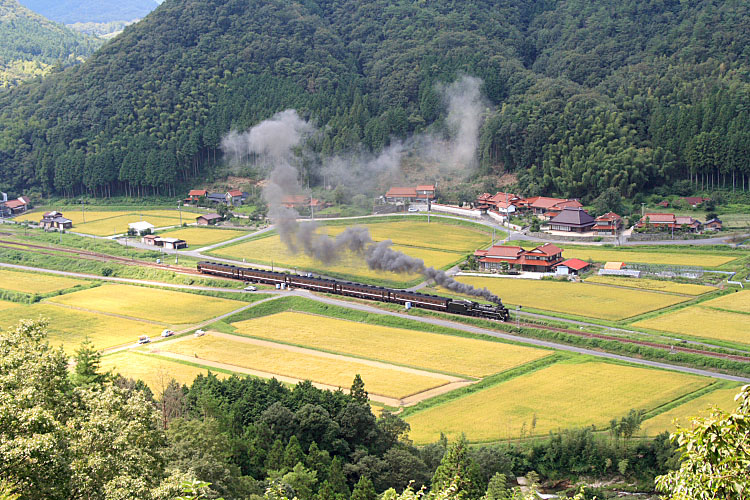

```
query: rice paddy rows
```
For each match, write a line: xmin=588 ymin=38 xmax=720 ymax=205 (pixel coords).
xmin=584 ymin=276 xmax=715 ymax=296
xmin=101 ymin=351 xmax=229 ymax=392
xmin=16 ymin=208 xmax=183 ymax=227
xmin=161 ymin=334 xmax=453 ymax=399
xmin=557 ymin=247 xmax=735 ymax=267
xmin=641 ymin=385 xmax=743 ymax=436
xmin=0 ymin=300 xmax=19 ymax=312
xmin=0 ymin=268 xmax=87 ymax=294
xmin=45 ymin=284 xmax=245 ymax=324
xmin=209 ymin=234 xmax=463 ymax=284
xmin=231 ymin=311 xmax=551 ymax=378
xmin=699 ymin=290 xmax=750 ymax=313
xmin=453 ymin=276 xmax=690 ymax=320
xmin=73 ymin=215 xmax=182 ymax=236
xmin=157 ymin=227 xmax=246 ymax=247
xmin=405 ymin=360 xmax=710 ymax=444
xmin=0 ymin=303 xmax=162 ymax=352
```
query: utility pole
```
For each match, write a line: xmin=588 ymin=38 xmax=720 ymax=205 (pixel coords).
xmin=178 ymin=201 xmax=182 ymax=226
xmin=81 ymin=200 xmax=85 ymax=223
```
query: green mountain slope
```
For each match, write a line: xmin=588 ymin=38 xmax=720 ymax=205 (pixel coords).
xmin=0 ymin=0 xmax=748 ymax=199
xmin=0 ymin=0 xmax=100 ymax=87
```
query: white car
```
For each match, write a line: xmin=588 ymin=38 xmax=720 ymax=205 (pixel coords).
xmin=243 ymin=285 xmax=257 ymax=291
xmin=137 ymin=335 xmax=151 ymax=344
xmin=161 ymin=329 xmax=174 ymax=338
xmin=194 ymin=329 xmax=206 ymax=337
xmin=408 ymin=207 xmax=419 ymax=212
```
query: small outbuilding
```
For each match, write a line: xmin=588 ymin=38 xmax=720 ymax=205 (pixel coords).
xmin=556 ymin=258 xmax=591 ymax=275
xmin=196 ymin=213 xmax=223 ymax=225
xmin=158 ymin=237 xmax=188 ymax=250
xmin=128 ymin=221 xmax=155 ymax=236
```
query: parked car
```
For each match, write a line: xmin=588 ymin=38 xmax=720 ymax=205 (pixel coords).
xmin=194 ymin=329 xmax=205 ymax=337
xmin=408 ymin=207 xmax=419 ymax=212
xmin=243 ymin=285 xmax=257 ymax=291
xmin=138 ymin=335 xmax=151 ymax=344
xmin=161 ymin=329 xmax=174 ymax=337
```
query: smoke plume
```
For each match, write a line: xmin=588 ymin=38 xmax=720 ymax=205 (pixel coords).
xmin=221 ymin=79 xmax=500 ymax=304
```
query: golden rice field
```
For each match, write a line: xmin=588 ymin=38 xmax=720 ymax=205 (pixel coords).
xmin=558 ymin=247 xmax=735 ymax=267
xmin=323 ymin=220 xmax=492 ymax=253
xmin=157 ymin=227 xmax=246 ymax=247
xmin=633 ymin=305 xmax=750 ymax=345
xmin=101 ymin=351 xmax=229 ymax=392
xmin=0 ymin=268 xmax=87 ymax=294
xmin=405 ymin=360 xmax=709 ymax=443
xmin=0 ymin=303 xmax=161 ymax=352
xmin=0 ymin=300 xmax=19 ymax=312
xmin=210 ymin=234 xmax=463 ymax=284
xmin=73 ymin=214 xmax=182 ymax=236
xmin=585 ymin=276 xmax=715 ymax=296
xmin=232 ymin=311 xmax=550 ymax=378
xmin=45 ymin=284 xmax=244 ymax=324
xmin=641 ymin=385 xmax=744 ymax=436
xmin=163 ymin=334 xmax=453 ymax=399
xmin=17 ymin=208 xmax=182 ymax=226
xmin=454 ymin=277 xmax=689 ymax=320
xmin=699 ymin=290 xmax=750 ymax=313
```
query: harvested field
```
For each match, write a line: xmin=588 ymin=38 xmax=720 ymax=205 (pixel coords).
xmin=210 ymin=234 xmax=463 ymax=285
xmin=585 ymin=276 xmax=715 ymax=296
xmin=324 ymin=220 xmax=492 ymax=253
xmin=699 ymin=290 xmax=750 ymax=313
xmin=633 ymin=305 xmax=750 ymax=345
xmin=232 ymin=311 xmax=550 ymax=378
xmin=641 ymin=385 xmax=744 ymax=435
xmin=101 ymin=351 xmax=228 ymax=392
xmin=559 ymin=248 xmax=735 ymax=267
xmin=157 ymin=227 xmax=245 ymax=247
xmin=0 ymin=268 xmax=86 ymax=294
xmin=0 ymin=303 xmax=161 ymax=352
xmin=405 ymin=360 xmax=709 ymax=443
xmin=46 ymin=284 xmax=244 ymax=324
xmin=162 ymin=334 xmax=454 ymax=399
xmin=454 ymin=277 xmax=689 ymax=320
xmin=74 ymin=215 xmax=181 ymax=236
xmin=0 ymin=300 xmax=19 ymax=312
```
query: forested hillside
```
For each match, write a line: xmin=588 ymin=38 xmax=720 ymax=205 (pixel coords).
xmin=18 ymin=0 xmax=160 ymax=24
xmin=0 ymin=0 xmax=99 ymax=87
xmin=0 ymin=0 xmax=748 ymax=199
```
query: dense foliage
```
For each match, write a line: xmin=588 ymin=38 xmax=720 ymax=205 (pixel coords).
xmin=0 ymin=0 xmax=748 ymax=200
xmin=0 ymin=0 xmax=99 ymax=87
xmin=18 ymin=0 xmax=159 ymax=24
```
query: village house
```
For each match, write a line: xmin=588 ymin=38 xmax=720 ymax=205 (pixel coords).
xmin=523 ymin=196 xmax=582 ymax=218
xmin=281 ymin=195 xmax=323 ymax=210
xmin=384 ymin=187 xmax=418 ymax=204
xmin=39 ymin=211 xmax=73 ymax=231
xmin=705 ymin=218 xmax=723 ymax=231
xmin=196 ymin=213 xmax=223 ymax=225
xmin=675 ymin=215 xmax=702 ymax=232
xmin=416 ymin=185 xmax=436 ymax=200
xmin=556 ymin=258 xmax=591 ymax=276
xmin=475 ymin=192 xmax=519 ymax=215
xmin=226 ymin=189 xmax=249 ymax=206
xmin=206 ymin=192 xmax=227 ymax=204
xmin=185 ymin=189 xmax=208 ymax=203
xmin=474 ymin=243 xmax=563 ymax=272
xmin=593 ymin=212 xmax=623 ymax=235
xmin=142 ymin=235 xmax=188 ymax=249
xmin=2 ymin=196 xmax=31 ymax=215
xmin=636 ymin=213 xmax=702 ymax=232
xmin=683 ymin=196 xmax=710 ymax=208
xmin=548 ymin=207 xmax=596 ymax=233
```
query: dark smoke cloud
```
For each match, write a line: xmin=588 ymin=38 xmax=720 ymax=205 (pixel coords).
xmin=221 ymin=80 xmax=500 ymax=304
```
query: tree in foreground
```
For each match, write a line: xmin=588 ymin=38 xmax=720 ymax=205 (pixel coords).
xmin=655 ymin=385 xmax=750 ymax=499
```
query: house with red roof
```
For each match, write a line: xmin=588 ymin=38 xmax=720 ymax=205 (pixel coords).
xmin=385 ymin=185 xmax=437 ymax=204
xmin=185 ymin=189 xmax=208 ymax=203
xmin=556 ymin=258 xmax=591 ymax=275
xmin=636 ymin=213 xmax=702 ymax=232
xmin=282 ymin=195 xmax=323 ymax=209
xmin=593 ymin=212 xmax=623 ymax=235
xmin=2 ymin=196 xmax=31 ymax=215
xmin=474 ymin=243 xmax=563 ymax=272
xmin=517 ymin=196 xmax=583 ymax=218
xmin=416 ymin=185 xmax=436 ymax=200
xmin=226 ymin=189 xmax=249 ymax=206
xmin=683 ymin=196 xmax=710 ymax=208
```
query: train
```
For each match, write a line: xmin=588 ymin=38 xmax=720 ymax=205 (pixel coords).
xmin=197 ymin=261 xmax=510 ymax=321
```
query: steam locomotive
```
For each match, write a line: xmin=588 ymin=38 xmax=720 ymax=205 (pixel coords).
xmin=197 ymin=261 xmax=510 ymax=321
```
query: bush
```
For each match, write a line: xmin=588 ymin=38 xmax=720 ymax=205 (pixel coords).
xmin=100 ymin=267 xmax=113 ymax=277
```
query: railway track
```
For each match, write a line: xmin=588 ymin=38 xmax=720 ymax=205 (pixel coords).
xmin=518 ymin=321 xmax=750 ymax=363
xmin=0 ymin=239 xmax=207 ymax=276
xmin=1 ymin=238 xmax=747 ymax=364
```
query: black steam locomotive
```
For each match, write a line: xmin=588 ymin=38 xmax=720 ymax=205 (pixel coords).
xmin=197 ymin=261 xmax=510 ymax=321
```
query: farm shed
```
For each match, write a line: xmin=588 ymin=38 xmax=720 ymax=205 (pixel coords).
xmin=158 ymin=237 xmax=188 ymax=250
xmin=556 ymin=258 xmax=591 ymax=275
xmin=599 ymin=269 xmax=642 ymax=278
xmin=128 ymin=221 xmax=155 ymax=236
xmin=196 ymin=213 xmax=222 ymax=225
